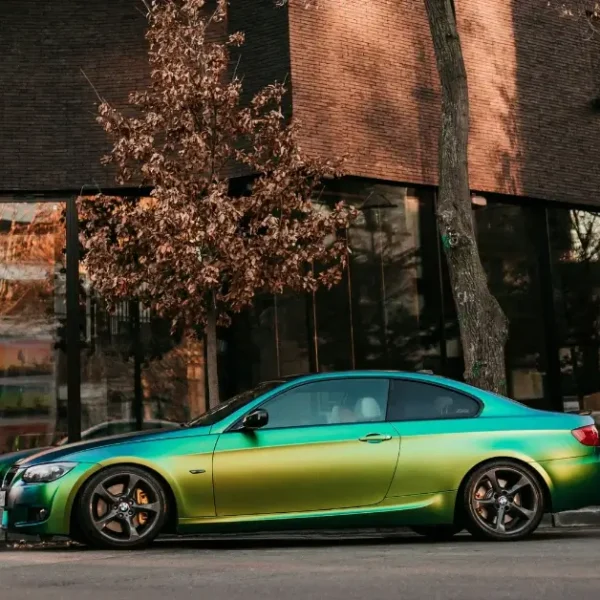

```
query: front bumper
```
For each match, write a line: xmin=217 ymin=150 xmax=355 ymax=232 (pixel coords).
xmin=1 ymin=463 xmax=98 ymax=536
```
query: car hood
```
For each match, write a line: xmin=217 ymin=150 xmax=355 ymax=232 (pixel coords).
xmin=14 ymin=425 xmax=212 ymax=467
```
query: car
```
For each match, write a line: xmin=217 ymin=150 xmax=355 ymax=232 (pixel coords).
xmin=1 ymin=370 xmax=599 ymax=549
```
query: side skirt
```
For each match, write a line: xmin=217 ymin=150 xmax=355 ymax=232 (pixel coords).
xmin=176 ymin=491 xmax=458 ymax=536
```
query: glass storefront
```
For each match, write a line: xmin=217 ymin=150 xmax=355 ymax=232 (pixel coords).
xmin=77 ymin=294 xmax=207 ymax=438
xmin=0 ymin=197 xmax=207 ymax=454
xmin=549 ymin=208 xmax=600 ymax=413
xmin=141 ymin=319 xmax=207 ymax=423
xmin=0 ymin=200 xmax=66 ymax=453
xmin=226 ymin=185 xmax=600 ymax=415
xmin=346 ymin=182 xmax=441 ymax=372
xmin=474 ymin=203 xmax=549 ymax=408
xmin=224 ymin=181 xmax=444 ymax=394
xmin=3 ymin=183 xmax=600 ymax=454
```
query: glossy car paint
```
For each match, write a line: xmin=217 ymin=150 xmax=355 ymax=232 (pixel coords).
xmin=2 ymin=371 xmax=600 ymax=538
xmin=213 ymin=422 xmax=400 ymax=515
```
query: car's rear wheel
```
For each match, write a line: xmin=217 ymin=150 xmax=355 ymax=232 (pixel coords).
xmin=462 ymin=460 xmax=544 ymax=541
xmin=410 ymin=525 xmax=462 ymax=541
xmin=77 ymin=466 xmax=167 ymax=549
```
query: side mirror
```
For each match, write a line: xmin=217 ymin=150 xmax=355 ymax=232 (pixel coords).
xmin=242 ymin=409 xmax=269 ymax=431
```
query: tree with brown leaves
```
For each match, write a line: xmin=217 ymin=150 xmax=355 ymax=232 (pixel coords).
xmin=78 ymin=0 xmax=356 ymax=406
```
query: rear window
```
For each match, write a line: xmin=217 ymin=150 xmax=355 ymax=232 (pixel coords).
xmin=387 ymin=379 xmax=480 ymax=421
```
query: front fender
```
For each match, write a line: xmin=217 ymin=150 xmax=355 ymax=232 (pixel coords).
xmin=5 ymin=462 xmax=100 ymax=535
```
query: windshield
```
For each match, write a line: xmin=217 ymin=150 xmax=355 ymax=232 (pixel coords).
xmin=185 ymin=380 xmax=285 ymax=427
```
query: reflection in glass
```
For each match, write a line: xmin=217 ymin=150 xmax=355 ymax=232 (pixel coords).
xmin=222 ymin=292 xmax=310 ymax=395
xmin=222 ymin=181 xmax=443 ymax=395
xmin=222 ymin=295 xmax=279 ymax=398
xmin=276 ymin=293 xmax=310 ymax=376
xmin=346 ymin=182 xmax=440 ymax=372
xmin=0 ymin=202 xmax=65 ymax=453
xmin=475 ymin=203 xmax=547 ymax=406
xmin=78 ymin=289 xmax=208 ymax=432
xmin=77 ymin=295 xmax=136 ymax=434
xmin=312 ymin=190 xmax=353 ymax=372
xmin=141 ymin=321 xmax=207 ymax=423
xmin=549 ymin=208 xmax=600 ymax=414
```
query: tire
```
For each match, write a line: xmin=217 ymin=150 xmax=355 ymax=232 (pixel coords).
xmin=77 ymin=466 xmax=168 ymax=550
xmin=462 ymin=460 xmax=545 ymax=541
xmin=410 ymin=525 xmax=462 ymax=541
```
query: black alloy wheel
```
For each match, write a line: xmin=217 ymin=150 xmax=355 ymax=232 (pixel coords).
xmin=77 ymin=466 xmax=168 ymax=549
xmin=463 ymin=460 xmax=544 ymax=541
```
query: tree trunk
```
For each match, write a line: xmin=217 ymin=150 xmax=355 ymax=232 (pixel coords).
xmin=423 ymin=0 xmax=509 ymax=393
xmin=205 ymin=296 xmax=220 ymax=408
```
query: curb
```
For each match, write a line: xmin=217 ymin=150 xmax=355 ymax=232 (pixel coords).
xmin=553 ymin=506 xmax=600 ymax=527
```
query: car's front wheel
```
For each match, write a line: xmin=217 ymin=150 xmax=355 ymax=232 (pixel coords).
xmin=462 ymin=460 xmax=545 ymax=541
xmin=77 ymin=466 xmax=168 ymax=549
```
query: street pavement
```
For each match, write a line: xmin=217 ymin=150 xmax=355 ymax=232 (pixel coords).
xmin=2 ymin=529 xmax=600 ymax=599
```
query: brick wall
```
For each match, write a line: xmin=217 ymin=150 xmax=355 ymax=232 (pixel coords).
xmin=2 ymin=0 xmax=600 ymax=207
xmin=0 ymin=0 xmax=150 ymax=191
xmin=228 ymin=0 xmax=292 ymax=106
xmin=287 ymin=0 xmax=600 ymax=206
xmin=226 ymin=0 xmax=292 ymax=178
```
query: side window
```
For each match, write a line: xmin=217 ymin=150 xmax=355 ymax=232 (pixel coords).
xmin=387 ymin=379 xmax=480 ymax=422
xmin=258 ymin=378 xmax=390 ymax=430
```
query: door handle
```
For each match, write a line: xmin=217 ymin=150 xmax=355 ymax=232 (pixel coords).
xmin=359 ymin=433 xmax=392 ymax=443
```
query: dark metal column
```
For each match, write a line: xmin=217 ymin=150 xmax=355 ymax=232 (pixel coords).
xmin=130 ymin=300 xmax=143 ymax=431
xmin=306 ymin=291 xmax=319 ymax=373
xmin=65 ymin=195 xmax=81 ymax=443
xmin=536 ymin=206 xmax=563 ymax=413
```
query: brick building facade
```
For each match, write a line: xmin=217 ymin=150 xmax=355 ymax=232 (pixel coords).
xmin=3 ymin=1 xmax=600 ymax=201
xmin=1 ymin=0 xmax=600 ymax=451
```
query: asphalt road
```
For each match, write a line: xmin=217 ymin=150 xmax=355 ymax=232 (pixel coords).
xmin=2 ymin=529 xmax=600 ymax=599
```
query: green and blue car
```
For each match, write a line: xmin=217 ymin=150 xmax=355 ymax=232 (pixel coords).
xmin=1 ymin=371 xmax=599 ymax=549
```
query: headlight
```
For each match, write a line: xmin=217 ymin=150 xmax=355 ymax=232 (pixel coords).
xmin=22 ymin=463 xmax=76 ymax=483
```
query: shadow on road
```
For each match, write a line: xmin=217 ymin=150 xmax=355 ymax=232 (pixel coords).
xmin=3 ymin=527 xmax=600 ymax=553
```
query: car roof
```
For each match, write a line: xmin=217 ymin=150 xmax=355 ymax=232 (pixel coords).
xmin=256 ymin=371 xmax=547 ymax=418
xmin=263 ymin=370 xmax=506 ymax=401
xmin=269 ymin=370 xmax=450 ymax=384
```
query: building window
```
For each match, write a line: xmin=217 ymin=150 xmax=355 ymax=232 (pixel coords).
xmin=316 ymin=180 xmax=441 ymax=373
xmin=221 ymin=295 xmax=280 ymax=399
xmin=548 ymin=207 xmax=600 ymax=414
xmin=474 ymin=202 xmax=548 ymax=407
xmin=0 ymin=200 xmax=66 ymax=453
xmin=222 ymin=179 xmax=443 ymax=397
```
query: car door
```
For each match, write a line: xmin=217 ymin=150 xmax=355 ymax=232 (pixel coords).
xmin=385 ymin=377 xmax=483 ymax=497
xmin=213 ymin=377 xmax=400 ymax=516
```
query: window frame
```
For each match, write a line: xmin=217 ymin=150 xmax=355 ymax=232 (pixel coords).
xmin=225 ymin=376 xmax=391 ymax=433
xmin=385 ymin=377 xmax=483 ymax=423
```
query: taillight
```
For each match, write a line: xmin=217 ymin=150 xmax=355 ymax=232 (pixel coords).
xmin=571 ymin=424 xmax=600 ymax=446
